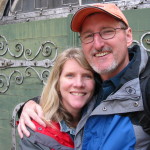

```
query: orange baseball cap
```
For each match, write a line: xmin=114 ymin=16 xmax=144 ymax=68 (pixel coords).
xmin=71 ymin=3 xmax=129 ymax=32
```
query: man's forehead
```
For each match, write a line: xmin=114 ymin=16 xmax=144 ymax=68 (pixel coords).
xmin=79 ymin=13 xmax=120 ymax=33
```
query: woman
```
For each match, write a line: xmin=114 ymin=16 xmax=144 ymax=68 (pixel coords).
xmin=19 ymin=48 xmax=96 ymax=150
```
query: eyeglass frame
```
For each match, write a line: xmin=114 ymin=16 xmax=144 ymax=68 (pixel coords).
xmin=79 ymin=27 xmax=128 ymax=44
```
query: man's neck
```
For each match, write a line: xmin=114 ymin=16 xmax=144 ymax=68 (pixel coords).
xmin=101 ymin=62 xmax=129 ymax=81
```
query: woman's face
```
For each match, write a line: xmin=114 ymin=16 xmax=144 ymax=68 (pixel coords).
xmin=59 ymin=59 xmax=95 ymax=115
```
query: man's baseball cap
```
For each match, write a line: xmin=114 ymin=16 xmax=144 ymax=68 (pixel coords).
xmin=71 ymin=3 xmax=129 ymax=32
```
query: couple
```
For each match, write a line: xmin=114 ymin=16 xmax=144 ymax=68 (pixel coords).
xmin=18 ymin=3 xmax=150 ymax=150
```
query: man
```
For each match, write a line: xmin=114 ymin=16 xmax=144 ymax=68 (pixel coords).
xmin=18 ymin=3 xmax=150 ymax=150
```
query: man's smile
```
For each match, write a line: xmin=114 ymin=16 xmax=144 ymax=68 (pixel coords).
xmin=95 ymin=51 xmax=111 ymax=57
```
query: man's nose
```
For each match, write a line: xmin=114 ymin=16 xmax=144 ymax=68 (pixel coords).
xmin=93 ymin=33 xmax=105 ymax=50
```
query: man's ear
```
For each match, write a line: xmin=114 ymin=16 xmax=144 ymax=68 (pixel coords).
xmin=126 ymin=27 xmax=133 ymax=47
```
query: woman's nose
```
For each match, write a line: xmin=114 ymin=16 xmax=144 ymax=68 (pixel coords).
xmin=73 ymin=77 xmax=85 ymax=88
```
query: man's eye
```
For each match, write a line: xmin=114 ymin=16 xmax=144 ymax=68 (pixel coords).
xmin=84 ymin=34 xmax=93 ymax=39
xmin=103 ymin=30 xmax=114 ymax=34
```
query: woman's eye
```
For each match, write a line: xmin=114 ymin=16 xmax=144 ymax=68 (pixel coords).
xmin=84 ymin=74 xmax=93 ymax=79
xmin=66 ymin=74 xmax=73 ymax=77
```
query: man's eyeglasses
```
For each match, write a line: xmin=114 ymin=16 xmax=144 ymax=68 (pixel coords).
xmin=79 ymin=27 xmax=127 ymax=44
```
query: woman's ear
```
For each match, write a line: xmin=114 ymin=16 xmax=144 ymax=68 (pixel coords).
xmin=126 ymin=27 xmax=133 ymax=47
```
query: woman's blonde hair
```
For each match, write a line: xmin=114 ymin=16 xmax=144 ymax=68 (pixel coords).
xmin=40 ymin=48 xmax=94 ymax=127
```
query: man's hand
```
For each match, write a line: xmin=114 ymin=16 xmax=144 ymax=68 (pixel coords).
xmin=17 ymin=100 xmax=46 ymax=138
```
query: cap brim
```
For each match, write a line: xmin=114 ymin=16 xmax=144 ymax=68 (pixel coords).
xmin=71 ymin=6 xmax=127 ymax=32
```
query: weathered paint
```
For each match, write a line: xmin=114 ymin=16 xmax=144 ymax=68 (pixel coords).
xmin=0 ymin=2 xmax=150 ymax=150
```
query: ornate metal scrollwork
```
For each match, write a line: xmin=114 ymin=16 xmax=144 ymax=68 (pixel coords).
xmin=0 ymin=35 xmax=58 ymax=93
xmin=25 ymin=67 xmax=51 ymax=84
xmin=0 ymin=70 xmax=23 ymax=93
xmin=140 ymin=32 xmax=150 ymax=52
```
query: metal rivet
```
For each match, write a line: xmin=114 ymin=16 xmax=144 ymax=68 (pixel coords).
xmin=102 ymin=107 xmax=107 ymax=111
xmin=133 ymin=102 xmax=139 ymax=107
xmin=38 ymin=127 xmax=42 ymax=130
xmin=146 ymin=39 xmax=150 ymax=44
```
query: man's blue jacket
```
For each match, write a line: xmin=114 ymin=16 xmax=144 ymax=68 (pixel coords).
xmin=74 ymin=45 xmax=150 ymax=150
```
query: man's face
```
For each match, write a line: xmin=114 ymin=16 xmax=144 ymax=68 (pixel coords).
xmin=80 ymin=13 xmax=133 ymax=81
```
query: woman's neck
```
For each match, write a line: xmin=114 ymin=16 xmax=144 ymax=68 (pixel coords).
xmin=70 ymin=112 xmax=81 ymax=128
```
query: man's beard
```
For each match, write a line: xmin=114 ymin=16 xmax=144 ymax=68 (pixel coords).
xmin=91 ymin=59 xmax=118 ymax=75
